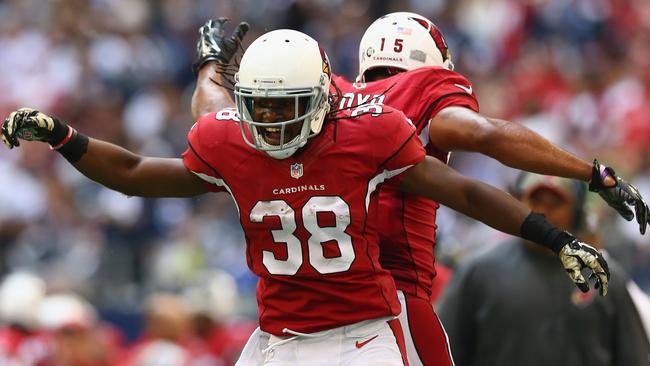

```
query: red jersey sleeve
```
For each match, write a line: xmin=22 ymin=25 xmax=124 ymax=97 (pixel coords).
xmin=367 ymin=107 xmax=426 ymax=178
xmin=411 ymin=67 xmax=479 ymax=118
xmin=330 ymin=73 xmax=352 ymax=91
xmin=181 ymin=112 xmax=230 ymax=193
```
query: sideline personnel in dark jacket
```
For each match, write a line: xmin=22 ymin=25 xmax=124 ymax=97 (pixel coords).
xmin=437 ymin=173 xmax=650 ymax=366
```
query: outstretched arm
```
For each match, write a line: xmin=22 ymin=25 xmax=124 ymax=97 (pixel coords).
xmin=431 ymin=106 xmax=592 ymax=180
xmin=73 ymin=138 xmax=207 ymax=197
xmin=401 ymin=155 xmax=528 ymax=235
xmin=2 ymin=108 xmax=207 ymax=198
xmin=430 ymin=106 xmax=650 ymax=234
xmin=400 ymin=156 xmax=610 ymax=295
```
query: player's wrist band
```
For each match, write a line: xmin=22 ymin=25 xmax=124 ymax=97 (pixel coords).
xmin=588 ymin=159 xmax=616 ymax=192
xmin=49 ymin=125 xmax=89 ymax=163
xmin=520 ymin=212 xmax=575 ymax=253
xmin=49 ymin=126 xmax=74 ymax=150
xmin=192 ymin=56 xmax=219 ymax=75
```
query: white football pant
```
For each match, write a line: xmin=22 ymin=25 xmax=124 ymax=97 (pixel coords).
xmin=235 ymin=316 xmax=406 ymax=366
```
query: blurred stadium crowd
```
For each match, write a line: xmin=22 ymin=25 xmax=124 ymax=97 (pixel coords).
xmin=0 ymin=0 xmax=649 ymax=364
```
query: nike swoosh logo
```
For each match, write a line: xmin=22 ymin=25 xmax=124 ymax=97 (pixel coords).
xmin=455 ymin=83 xmax=473 ymax=94
xmin=355 ymin=335 xmax=379 ymax=349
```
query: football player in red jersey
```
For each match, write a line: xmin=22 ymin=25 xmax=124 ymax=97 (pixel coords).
xmin=190 ymin=15 xmax=650 ymax=366
xmin=3 ymin=29 xmax=610 ymax=366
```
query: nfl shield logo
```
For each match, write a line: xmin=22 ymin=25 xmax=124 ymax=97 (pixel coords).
xmin=290 ymin=163 xmax=303 ymax=179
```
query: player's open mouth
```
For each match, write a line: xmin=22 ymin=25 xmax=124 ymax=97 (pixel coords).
xmin=262 ymin=127 xmax=283 ymax=145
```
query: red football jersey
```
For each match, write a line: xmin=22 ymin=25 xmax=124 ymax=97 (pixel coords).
xmin=182 ymin=105 xmax=425 ymax=336
xmin=332 ymin=66 xmax=479 ymax=300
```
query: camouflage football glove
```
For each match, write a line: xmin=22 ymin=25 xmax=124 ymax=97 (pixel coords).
xmin=589 ymin=159 xmax=650 ymax=235
xmin=558 ymin=239 xmax=610 ymax=296
xmin=2 ymin=108 xmax=69 ymax=149
xmin=192 ymin=18 xmax=250 ymax=74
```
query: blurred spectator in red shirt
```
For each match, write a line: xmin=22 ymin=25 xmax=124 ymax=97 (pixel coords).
xmin=38 ymin=293 xmax=121 ymax=366
xmin=0 ymin=272 xmax=50 ymax=366
xmin=182 ymin=270 xmax=257 ymax=365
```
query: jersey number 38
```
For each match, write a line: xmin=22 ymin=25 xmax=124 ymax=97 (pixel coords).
xmin=250 ymin=196 xmax=355 ymax=275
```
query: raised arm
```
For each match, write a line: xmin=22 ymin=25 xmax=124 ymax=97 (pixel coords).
xmin=430 ymin=106 xmax=650 ymax=234
xmin=2 ymin=108 xmax=207 ymax=198
xmin=190 ymin=18 xmax=248 ymax=120
xmin=191 ymin=65 xmax=235 ymax=119
xmin=400 ymin=156 xmax=610 ymax=295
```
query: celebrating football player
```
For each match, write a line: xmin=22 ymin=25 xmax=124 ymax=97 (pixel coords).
xmin=4 ymin=30 xmax=610 ymax=366
xmin=190 ymin=14 xmax=650 ymax=366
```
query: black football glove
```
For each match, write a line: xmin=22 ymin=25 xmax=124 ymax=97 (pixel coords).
xmin=558 ymin=239 xmax=610 ymax=296
xmin=1 ymin=108 xmax=68 ymax=149
xmin=192 ymin=18 xmax=250 ymax=74
xmin=589 ymin=159 xmax=650 ymax=235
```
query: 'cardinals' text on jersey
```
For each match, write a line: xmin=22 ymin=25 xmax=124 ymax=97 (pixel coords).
xmin=332 ymin=66 xmax=479 ymax=300
xmin=182 ymin=105 xmax=425 ymax=336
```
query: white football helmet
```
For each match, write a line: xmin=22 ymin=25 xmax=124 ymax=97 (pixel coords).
xmin=357 ymin=12 xmax=453 ymax=82
xmin=234 ymin=29 xmax=331 ymax=159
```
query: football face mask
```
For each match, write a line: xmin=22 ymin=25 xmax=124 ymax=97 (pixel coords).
xmin=236 ymin=93 xmax=317 ymax=155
